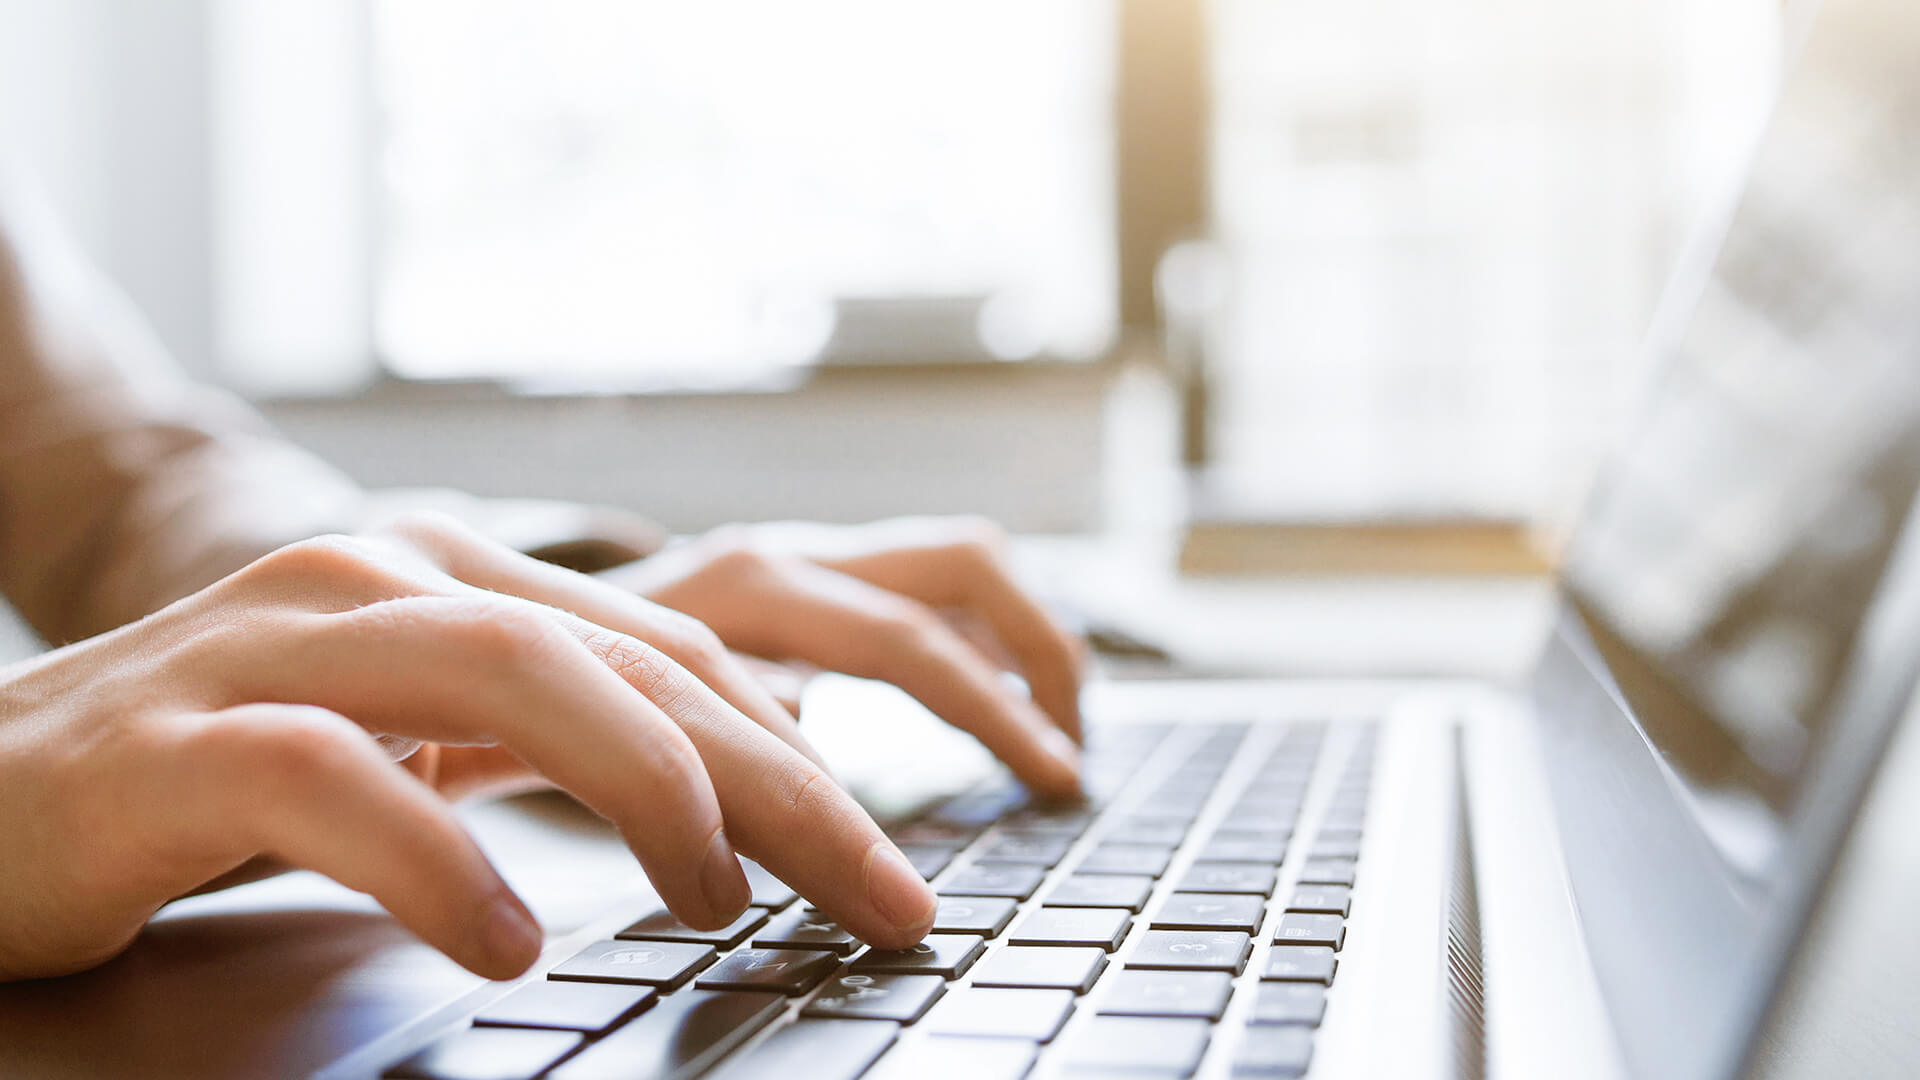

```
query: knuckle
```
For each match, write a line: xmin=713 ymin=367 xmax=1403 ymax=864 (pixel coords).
xmin=773 ymin=760 xmax=837 ymax=822
xmin=658 ymin=612 xmax=728 ymax=670
xmin=694 ymin=528 xmax=775 ymax=576
xmin=379 ymin=509 xmax=473 ymax=556
xmin=230 ymin=706 xmax=366 ymax=785
xmin=429 ymin=596 xmax=569 ymax=666
xmin=241 ymin=534 xmax=383 ymax=590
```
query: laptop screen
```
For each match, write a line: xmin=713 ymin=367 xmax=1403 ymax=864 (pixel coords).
xmin=1543 ymin=1 xmax=1920 ymax=1075
xmin=1561 ymin=0 xmax=1920 ymax=883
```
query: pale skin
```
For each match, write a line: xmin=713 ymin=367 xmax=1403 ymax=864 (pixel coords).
xmin=0 ymin=512 xmax=1085 ymax=983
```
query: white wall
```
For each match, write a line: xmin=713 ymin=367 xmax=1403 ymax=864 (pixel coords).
xmin=0 ymin=0 xmax=216 ymax=375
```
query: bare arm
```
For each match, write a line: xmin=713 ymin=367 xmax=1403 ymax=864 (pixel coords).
xmin=0 ymin=177 xmax=364 ymax=643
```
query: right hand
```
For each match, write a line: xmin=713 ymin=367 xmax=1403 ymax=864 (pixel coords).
xmin=0 ymin=519 xmax=945 ymax=983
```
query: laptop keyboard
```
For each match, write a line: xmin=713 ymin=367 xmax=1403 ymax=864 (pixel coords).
xmin=383 ymin=719 xmax=1377 ymax=1080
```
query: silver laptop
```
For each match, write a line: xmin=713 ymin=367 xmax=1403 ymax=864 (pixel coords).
xmin=5 ymin=0 xmax=1919 ymax=1076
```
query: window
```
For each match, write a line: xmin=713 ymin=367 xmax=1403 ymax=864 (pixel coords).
xmin=369 ymin=0 xmax=1114 ymax=382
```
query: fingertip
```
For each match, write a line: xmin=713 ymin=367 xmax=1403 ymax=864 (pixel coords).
xmin=864 ymin=843 xmax=937 ymax=940
xmin=474 ymin=895 xmax=543 ymax=980
xmin=697 ymin=830 xmax=753 ymax=926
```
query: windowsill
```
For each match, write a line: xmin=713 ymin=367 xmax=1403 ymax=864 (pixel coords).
xmin=248 ymin=353 xmax=1120 ymax=407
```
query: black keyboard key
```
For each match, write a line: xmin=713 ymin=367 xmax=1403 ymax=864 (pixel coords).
xmin=1060 ymin=1016 xmax=1210 ymax=1076
xmin=803 ymin=972 xmax=947 ymax=1023
xmin=930 ymin=896 xmax=1018 ymax=936
xmin=941 ymin=863 xmax=1047 ymax=900
xmin=851 ymin=934 xmax=987 ymax=978
xmin=979 ymin=833 xmax=1075 ymax=865
xmin=1128 ymin=930 xmax=1252 ymax=974
xmin=1287 ymin=885 xmax=1351 ymax=917
xmin=1075 ymin=843 xmax=1174 ymax=877
xmin=899 ymin=845 xmax=960 ymax=879
xmin=1008 ymin=906 xmax=1131 ymax=951
xmin=1177 ymin=862 xmax=1276 ymax=897
xmin=708 ymin=1018 xmax=896 ymax=1080
xmin=1108 ymin=818 xmax=1188 ymax=846
xmin=474 ymin=980 xmax=655 ymax=1033
xmin=1002 ymin=806 xmax=1096 ymax=835
xmin=1233 ymin=1025 xmax=1314 ymax=1076
xmin=1249 ymin=982 xmax=1326 ymax=1026
xmin=618 ymin=907 xmax=767 ymax=948
xmin=1198 ymin=836 xmax=1289 ymax=864
xmin=891 ymin=821 xmax=982 ymax=848
xmin=1273 ymin=913 xmax=1345 ymax=950
xmin=1097 ymin=970 xmax=1233 ymax=1020
xmin=740 ymin=859 xmax=798 ymax=909
xmin=869 ymin=1035 xmax=1036 ymax=1080
xmin=926 ymin=987 xmax=1076 ymax=1041
xmin=1045 ymin=874 xmax=1154 ymax=912
xmin=1262 ymin=946 xmax=1337 ymax=984
xmin=549 ymin=940 xmax=714 ymax=989
xmin=1298 ymin=858 xmax=1357 ymax=887
xmin=970 ymin=946 xmax=1108 ymax=994
xmin=1153 ymin=892 xmax=1266 ymax=933
xmin=752 ymin=910 xmax=861 ymax=955
xmin=385 ymin=1027 xmax=582 ymax=1080
xmin=546 ymin=990 xmax=784 ymax=1080
xmin=695 ymin=948 xmax=841 ymax=995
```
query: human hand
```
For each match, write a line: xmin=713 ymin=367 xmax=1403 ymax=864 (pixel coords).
xmin=599 ymin=516 xmax=1087 ymax=797
xmin=0 ymin=514 xmax=937 ymax=982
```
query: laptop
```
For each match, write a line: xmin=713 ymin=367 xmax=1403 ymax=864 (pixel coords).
xmin=5 ymin=0 xmax=1919 ymax=1076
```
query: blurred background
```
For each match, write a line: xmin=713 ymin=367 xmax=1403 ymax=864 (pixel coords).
xmin=0 ymin=0 xmax=1789 ymax=542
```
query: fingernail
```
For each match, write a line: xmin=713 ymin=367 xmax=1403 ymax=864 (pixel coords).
xmin=865 ymin=843 xmax=937 ymax=933
xmin=483 ymin=896 xmax=542 ymax=973
xmin=700 ymin=829 xmax=751 ymax=920
xmin=1044 ymin=727 xmax=1083 ymax=779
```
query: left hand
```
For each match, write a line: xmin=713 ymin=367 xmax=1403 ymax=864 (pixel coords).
xmin=599 ymin=516 xmax=1087 ymax=798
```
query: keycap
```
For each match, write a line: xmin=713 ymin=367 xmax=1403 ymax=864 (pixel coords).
xmin=1075 ymin=843 xmax=1174 ymax=877
xmin=925 ymin=987 xmax=1076 ymax=1041
xmin=1177 ymin=862 xmax=1276 ymax=896
xmin=1097 ymin=969 xmax=1233 ymax=1020
xmin=803 ymin=972 xmax=947 ymax=1023
xmin=1218 ymin=810 xmax=1300 ymax=832
xmin=385 ymin=1026 xmax=582 ymax=1080
xmin=752 ymin=909 xmax=861 ymax=955
xmin=930 ymin=896 xmax=1018 ymax=936
xmin=1233 ymin=1024 xmax=1314 ymax=1076
xmin=891 ymin=821 xmax=981 ymax=848
xmin=545 ymin=990 xmax=785 ymax=1080
xmin=1273 ymin=913 xmax=1345 ymax=950
xmin=970 ymin=946 xmax=1108 ymax=993
xmin=474 ymin=980 xmax=655 ymax=1033
xmin=941 ymin=863 xmax=1047 ymax=900
xmin=1316 ymin=825 xmax=1363 ymax=842
xmin=899 ymin=845 xmax=960 ymax=879
xmin=1152 ymin=893 xmax=1265 ymax=933
xmin=1107 ymin=819 xmax=1188 ymax=846
xmin=1262 ymin=946 xmax=1337 ymax=984
xmin=618 ymin=907 xmax=768 ymax=948
xmin=695 ymin=947 xmax=840 ymax=995
xmin=1249 ymin=982 xmax=1326 ymax=1026
xmin=1002 ymin=806 xmax=1096 ymax=835
xmin=978 ymin=833 xmax=1075 ymax=865
xmin=549 ymin=940 xmax=714 ymax=989
xmin=1288 ymin=885 xmax=1351 ymax=917
xmin=1198 ymin=837 xmax=1289 ymax=864
xmin=1297 ymin=858 xmax=1357 ymax=887
xmin=708 ymin=1018 xmax=897 ymax=1080
xmin=851 ymin=934 xmax=987 ymax=978
xmin=1235 ymin=787 xmax=1306 ymax=809
xmin=740 ymin=859 xmax=798 ymax=909
xmin=1128 ymin=930 xmax=1252 ymax=974
xmin=1059 ymin=1016 xmax=1211 ymax=1075
xmin=931 ymin=787 xmax=1028 ymax=827
xmin=1045 ymin=874 xmax=1154 ymax=912
xmin=868 ymin=1035 xmax=1037 ymax=1080
xmin=1310 ymin=837 xmax=1363 ymax=860
xmin=1008 ymin=907 xmax=1132 ymax=951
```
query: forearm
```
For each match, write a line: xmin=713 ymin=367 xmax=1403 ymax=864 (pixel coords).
xmin=0 ymin=177 xmax=364 ymax=643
